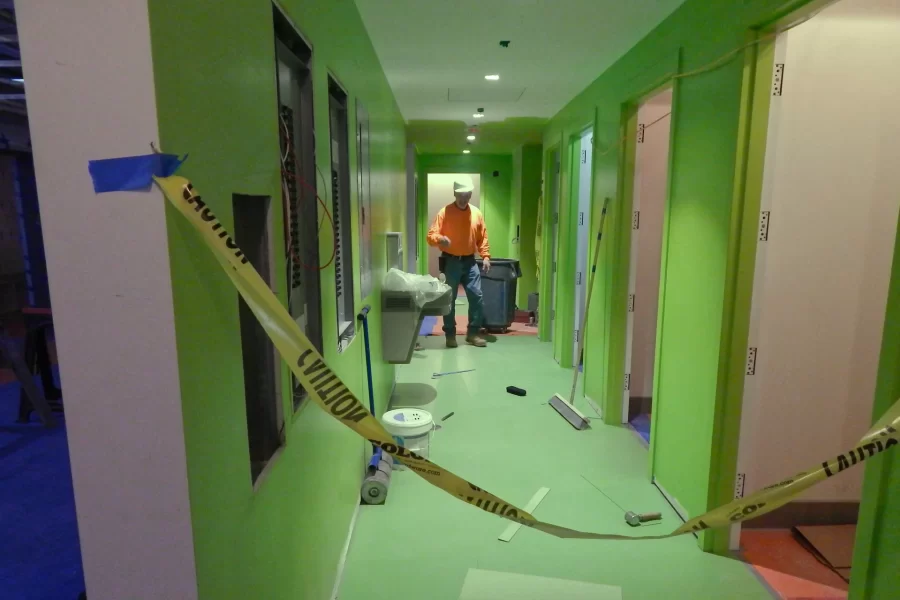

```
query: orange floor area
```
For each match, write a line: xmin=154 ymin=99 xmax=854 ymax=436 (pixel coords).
xmin=741 ymin=529 xmax=848 ymax=599
xmin=430 ymin=314 xmax=537 ymax=336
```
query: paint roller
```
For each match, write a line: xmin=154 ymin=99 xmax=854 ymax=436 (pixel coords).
xmin=361 ymin=447 xmax=392 ymax=505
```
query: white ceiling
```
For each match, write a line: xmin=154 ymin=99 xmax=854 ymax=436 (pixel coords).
xmin=355 ymin=0 xmax=687 ymax=124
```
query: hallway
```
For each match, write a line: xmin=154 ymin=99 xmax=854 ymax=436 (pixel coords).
xmin=338 ymin=337 xmax=769 ymax=599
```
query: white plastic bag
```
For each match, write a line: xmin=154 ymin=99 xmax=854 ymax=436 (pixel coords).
xmin=383 ymin=268 xmax=450 ymax=308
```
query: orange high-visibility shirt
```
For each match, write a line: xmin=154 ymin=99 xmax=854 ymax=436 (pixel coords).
xmin=427 ymin=202 xmax=491 ymax=258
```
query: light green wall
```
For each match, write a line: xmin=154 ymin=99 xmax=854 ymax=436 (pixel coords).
xmin=408 ymin=118 xmax=546 ymax=154
xmin=147 ymin=1 xmax=405 ymax=598
xmin=415 ymin=154 xmax=513 ymax=274
xmin=851 ymin=208 xmax=900 ymax=599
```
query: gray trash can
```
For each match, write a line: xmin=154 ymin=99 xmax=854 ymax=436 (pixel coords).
xmin=476 ymin=258 xmax=521 ymax=333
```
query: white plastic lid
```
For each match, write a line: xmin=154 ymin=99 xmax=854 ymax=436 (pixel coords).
xmin=381 ymin=409 xmax=433 ymax=437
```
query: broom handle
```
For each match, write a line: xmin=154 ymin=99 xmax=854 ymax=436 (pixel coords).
xmin=568 ymin=197 xmax=611 ymax=404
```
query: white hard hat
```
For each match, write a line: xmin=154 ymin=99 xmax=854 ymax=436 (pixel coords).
xmin=453 ymin=174 xmax=474 ymax=194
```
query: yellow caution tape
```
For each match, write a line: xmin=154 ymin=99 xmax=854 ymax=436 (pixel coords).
xmin=155 ymin=175 xmax=900 ymax=540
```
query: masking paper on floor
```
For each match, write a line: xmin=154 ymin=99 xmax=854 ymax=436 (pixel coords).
xmin=458 ymin=569 xmax=622 ymax=600
xmin=154 ymin=175 xmax=900 ymax=542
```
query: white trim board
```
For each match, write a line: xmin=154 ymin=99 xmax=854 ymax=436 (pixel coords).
xmin=330 ymin=500 xmax=362 ymax=600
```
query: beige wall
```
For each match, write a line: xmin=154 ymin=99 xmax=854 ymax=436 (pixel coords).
xmin=425 ymin=173 xmax=480 ymax=277
xmin=739 ymin=0 xmax=900 ymax=502
xmin=629 ymin=90 xmax=672 ymax=400
xmin=18 ymin=1 xmax=198 ymax=597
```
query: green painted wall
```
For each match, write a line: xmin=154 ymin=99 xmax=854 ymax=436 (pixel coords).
xmin=851 ymin=208 xmax=900 ymax=599
xmin=147 ymin=1 xmax=405 ymax=598
xmin=408 ymin=118 xmax=546 ymax=155
xmin=542 ymin=0 xmax=827 ymax=550
xmin=416 ymin=154 xmax=513 ymax=274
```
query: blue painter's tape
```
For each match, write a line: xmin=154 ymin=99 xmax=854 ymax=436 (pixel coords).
xmin=88 ymin=153 xmax=187 ymax=193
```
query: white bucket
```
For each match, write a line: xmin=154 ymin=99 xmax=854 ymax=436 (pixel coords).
xmin=381 ymin=408 xmax=434 ymax=466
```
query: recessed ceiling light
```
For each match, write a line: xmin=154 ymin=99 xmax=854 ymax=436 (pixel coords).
xmin=467 ymin=135 xmax=476 ymax=141
xmin=473 ymin=113 xmax=485 ymax=118
xmin=11 ymin=78 xmax=23 ymax=84
xmin=484 ymin=74 xmax=500 ymax=81
xmin=463 ymin=150 xmax=471 ymax=154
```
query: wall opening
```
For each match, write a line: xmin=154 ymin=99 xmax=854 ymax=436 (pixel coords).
xmin=356 ymin=100 xmax=373 ymax=299
xmin=732 ymin=0 xmax=900 ymax=566
xmin=233 ymin=193 xmax=284 ymax=484
xmin=622 ymin=88 xmax=673 ymax=444
xmin=273 ymin=4 xmax=323 ymax=412
xmin=328 ymin=76 xmax=355 ymax=351
xmin=425 ymin=173 xmax=481 ymax=278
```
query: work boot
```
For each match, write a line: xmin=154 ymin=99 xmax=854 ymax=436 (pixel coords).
xmin=446 ymin=336 xmax=458 ymax=349
xmin=466 ymin=335 xmax=487 ymax=347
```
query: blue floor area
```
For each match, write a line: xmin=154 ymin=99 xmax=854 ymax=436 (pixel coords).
xmin=629 ymin=413 xmax=651 ymax=444
xmin=419 ymin=315 xmax=438 ymax=336
xmin=0 ymin=370 xmax=85 ymax=600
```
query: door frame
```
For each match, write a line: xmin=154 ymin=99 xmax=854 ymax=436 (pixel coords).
xmin=572 ymin=127 xmax=594 ymax=366
xmin=539 ymin=142 xmax=562 ymax=344
xmin=602 ymin=71 xmax=680 ymax=429
xmin=416 ymin=161 xmax=490 ymax=275
xmin=554 ymin=122 xmax=596 ymax=369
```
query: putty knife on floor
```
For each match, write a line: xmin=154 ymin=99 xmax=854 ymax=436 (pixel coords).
xmin=432 ymin=369 xmax=475 ymax=379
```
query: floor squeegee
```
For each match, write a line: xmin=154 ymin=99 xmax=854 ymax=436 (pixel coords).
xmin=549 ymin=197 xmax=611 ymax=429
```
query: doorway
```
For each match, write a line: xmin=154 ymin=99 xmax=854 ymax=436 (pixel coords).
xmin=733 ymin=0 xmax=900 ymax=593
xmin=621 ymin=89 xmax=673 ymax=442
xmin=425 ymin=173 xmax=481 ymax=278
xmin=572 ymin=129 xmax=593 ymax=365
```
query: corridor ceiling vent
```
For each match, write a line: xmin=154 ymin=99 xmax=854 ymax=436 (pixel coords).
xmin=448 ymin=86 xmax=525 ymax=103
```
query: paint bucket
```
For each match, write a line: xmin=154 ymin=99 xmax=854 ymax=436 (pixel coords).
xmin=380 ymin=408 xmax=434 ymax=467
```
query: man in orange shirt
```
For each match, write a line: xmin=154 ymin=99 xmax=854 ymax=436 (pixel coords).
xmin=427 ymin=175 xmax=490 ymax=348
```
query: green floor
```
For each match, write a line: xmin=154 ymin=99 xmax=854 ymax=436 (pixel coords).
xmin=338 ymin=336 xmax=771 ymax=599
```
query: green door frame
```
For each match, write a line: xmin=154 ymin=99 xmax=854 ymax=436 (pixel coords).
xmin=539 ymin=139 xmax=561 ymax=342
xmin=556 ymin=121 xmax=597 ymax=368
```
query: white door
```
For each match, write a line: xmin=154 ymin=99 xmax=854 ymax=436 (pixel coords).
xmin=573 ymin=130 xmax=593 ymax=364
xmin=731 ymin=0 xmax=900 ymax=549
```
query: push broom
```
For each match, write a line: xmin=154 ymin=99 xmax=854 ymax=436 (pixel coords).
xmin=549 ymin=196 xmax=611 ymax=430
